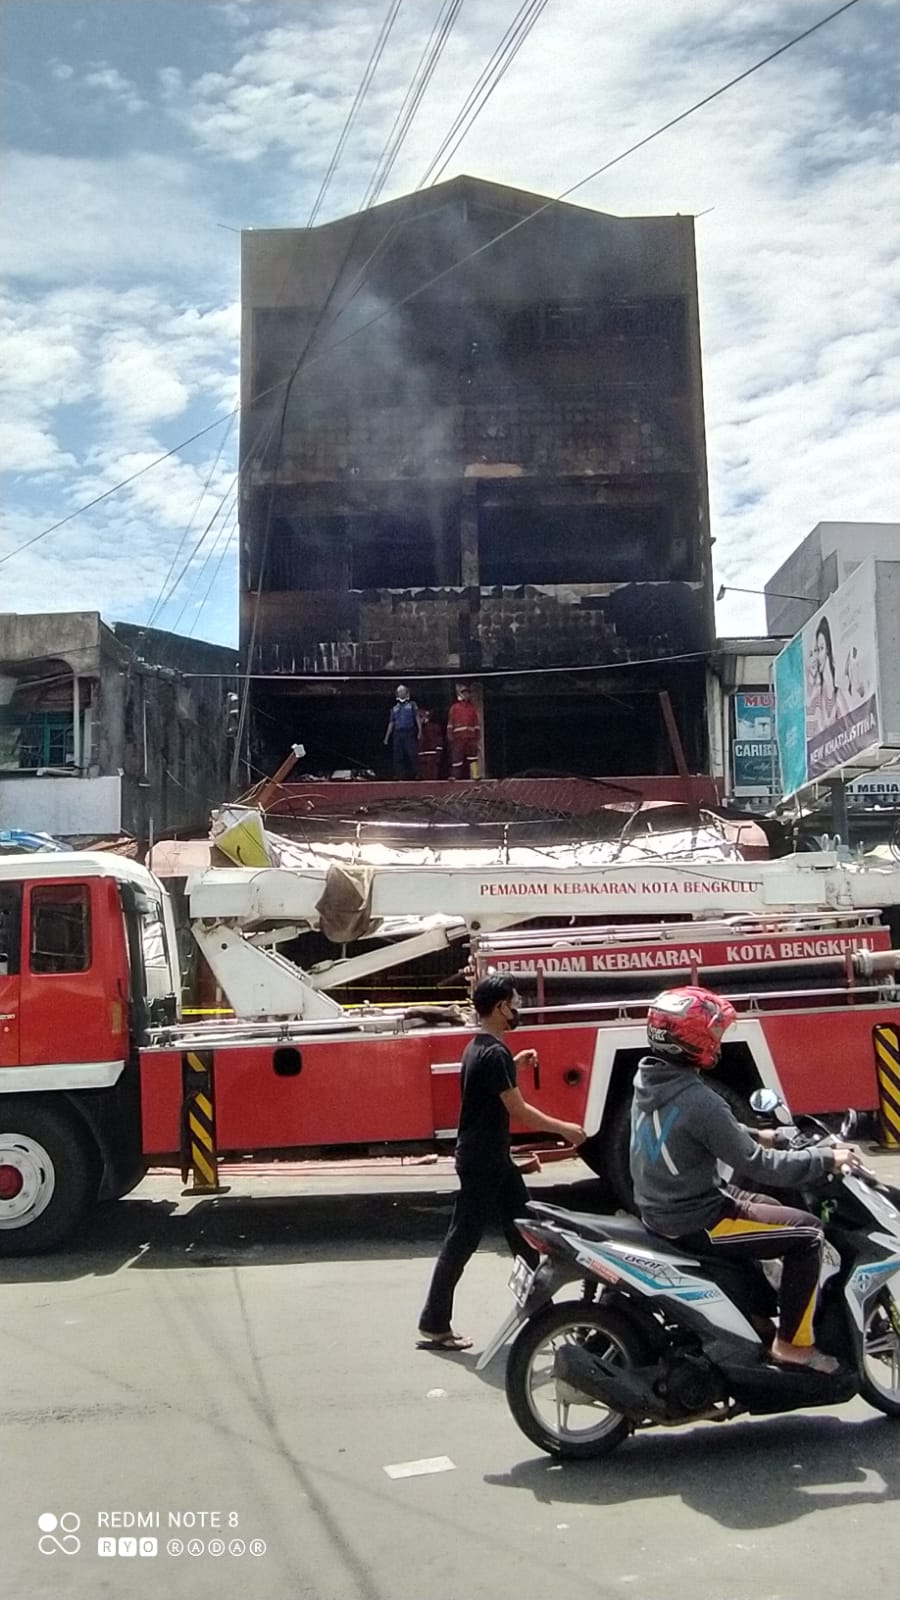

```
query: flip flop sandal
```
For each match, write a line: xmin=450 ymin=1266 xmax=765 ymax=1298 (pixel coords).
xmin=416 ymin=1331 xmax=473 ymax=1351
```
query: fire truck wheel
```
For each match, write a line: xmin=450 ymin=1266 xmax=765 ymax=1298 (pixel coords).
xmin=600 ymin=1082 xmax=752 ymax=1212
xmin=0 ymin=1097 xmax=96 ymax=1256
xmin=574 ymin=1134 xmax=617 ymax=1200
xmin=602 ymin=1095 xmax=639 ymax=1211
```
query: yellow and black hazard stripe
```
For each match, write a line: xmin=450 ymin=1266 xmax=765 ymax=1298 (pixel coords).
xmin=180 ymin=1048 xmax=222 ymax=1192
xmin=873 ymin=1025 xmax=900 ymax=1149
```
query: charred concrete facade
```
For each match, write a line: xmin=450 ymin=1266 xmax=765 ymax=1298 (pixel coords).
xmin=240 ymin=177 xmax=714 ymax=779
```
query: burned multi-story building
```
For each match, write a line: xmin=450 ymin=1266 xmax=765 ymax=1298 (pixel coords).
xmin=239 ymin=176 xmax=714 ymax=780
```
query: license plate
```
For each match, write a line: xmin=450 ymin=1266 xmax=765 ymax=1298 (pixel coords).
xmin=509 ymin=1256 xmax=536 ymax=1307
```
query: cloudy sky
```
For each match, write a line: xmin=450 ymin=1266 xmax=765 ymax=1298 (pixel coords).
xmin=2 ymin=0 xmax=896 ymax=646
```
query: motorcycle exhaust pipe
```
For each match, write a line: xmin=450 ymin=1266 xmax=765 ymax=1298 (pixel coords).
xmin=554 ymin=1346 xmax=667 ymax=1424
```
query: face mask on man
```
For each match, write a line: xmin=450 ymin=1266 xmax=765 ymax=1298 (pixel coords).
xmin=502 ymin=1000 xmax=521 ymax=1030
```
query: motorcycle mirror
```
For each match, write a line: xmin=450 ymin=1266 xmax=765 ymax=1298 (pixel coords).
xmin=750 ymin=1088 xmax=782 ymax=1116
xmin=840 ymin=1108 xmax=859 ymax=1140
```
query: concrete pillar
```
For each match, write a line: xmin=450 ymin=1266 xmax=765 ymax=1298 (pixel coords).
xmin=828 ymin=776 xmax=849 ymax=845
xmin=459 ymin=483 xmax=479 ymax=588
xmin=471 ymin=679 xmax=487 ymax=780
xmin=72 ymin=674 xmax=81 ymax=770
xmin=705 ymin=668 xmax=726 ymax=792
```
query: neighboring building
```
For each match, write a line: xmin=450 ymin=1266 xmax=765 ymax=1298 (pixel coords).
xmin=239 ymin=175 xmax=714 ymax=780
xmin=0 ymin=614 xmax=237 ymax=841
xmin=765 ymin=521 xmax=900 ymax=637
xmin=708 ymin=630 xmax=900 ymax=851
xmin=711 ymin=524 xmax=900 ymax=848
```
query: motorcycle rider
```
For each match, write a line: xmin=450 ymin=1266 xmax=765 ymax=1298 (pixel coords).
xmin=630 ymin=986 xmax=860 ymax=1376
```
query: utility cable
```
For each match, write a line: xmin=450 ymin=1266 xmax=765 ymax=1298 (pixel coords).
xmin=418 ymin=0 xmax=549 ymax=188
xmin=307 ymin=0 xmax=404 ymax=227
xmin=0 ymin=410 xmax=234 ymax=569
xmin=231 ymin=204 xmax=383 ymax=784
xmin=1 ymin=0 xmax=862 ymax=571
xmin=190 ymin=506 xmax=238 ymax=639
xmin=319 ymin=0 xmax=865 ymax=366
xmin=181 ymin=649 xmax=711 ymax=681
xmin=360 ymin=0 xmax=468 ymax=210
xmin=171 ymin=487 xmax=239 ymax=634
xmin=150 ymin=481 xmax=237 ymax=633
xmin=145 ymin=412 xmax=235 ymax=627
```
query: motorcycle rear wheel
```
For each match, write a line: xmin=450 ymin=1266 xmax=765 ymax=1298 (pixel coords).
xmin=858 ymin=1292 xmax=900 ymax=1419
xmin=505 ymin=1300 xmax=651 ymax=1459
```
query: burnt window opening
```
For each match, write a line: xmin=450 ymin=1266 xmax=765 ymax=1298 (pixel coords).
xmin=259 ymin=511 xmax=457 ymax=591
xmin=501 ymin=299 xmax=689 ymax=391
xmin=478 ymin=504 xmax=685 ymax=586
xmin=486 ymin=685 xmax=705 ymax=779
xmin=350 ymin=515 xmax=445 ymax=588
xmin=512 ymin=299 xmax=686 ymax=344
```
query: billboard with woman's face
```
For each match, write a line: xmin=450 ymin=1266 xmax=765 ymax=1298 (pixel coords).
xmin=774 ymin=559 xmax=882 ymax=797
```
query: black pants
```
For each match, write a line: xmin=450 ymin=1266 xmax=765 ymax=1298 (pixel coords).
xmin=393 ymin=730 xmax=419 ymax=780
xmin=419 ymin=1164 xmax=539 ymax=1334
xmin=675 ymin=1187 xmax=825 ymax=1346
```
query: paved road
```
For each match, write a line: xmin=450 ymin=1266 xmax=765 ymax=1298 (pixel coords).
xmin=2 ymin=1156 xmax=898 ymax=1600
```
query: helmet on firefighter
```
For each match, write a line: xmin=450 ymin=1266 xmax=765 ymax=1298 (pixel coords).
xmin=646 ymin=986 xmax=737 ymax=1070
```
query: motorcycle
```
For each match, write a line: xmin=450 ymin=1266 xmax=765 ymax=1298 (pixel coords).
xmin=477 ymin=1097 xmax=900 ymax=1459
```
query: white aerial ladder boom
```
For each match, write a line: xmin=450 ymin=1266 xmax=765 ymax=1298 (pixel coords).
xmin=187 ymin=854 xmax=900 ymax=1021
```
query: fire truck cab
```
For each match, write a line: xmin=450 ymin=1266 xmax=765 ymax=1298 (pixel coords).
xmin=0 ymin=855 xmax=180 ymax=1251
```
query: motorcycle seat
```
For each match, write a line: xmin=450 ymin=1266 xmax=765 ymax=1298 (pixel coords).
xmin=527 ymin=1202 xmax=688 ymax=1256
xmin=527 ymin=1202 xmax=772 ymax=1317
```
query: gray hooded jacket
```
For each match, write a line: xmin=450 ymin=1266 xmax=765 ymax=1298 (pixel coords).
xmin=630 ymin=1055 xmax=833 ymax=1237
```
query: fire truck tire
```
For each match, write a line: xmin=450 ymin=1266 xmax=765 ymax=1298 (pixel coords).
xmin=603 ymin=1095 xmax=639 ymax=1211
xmin=0 ymin=1097 xmax=96 ymax=1256
xmin=601 ymin=1082 xmax=753 ymax=1212
xmin=575 ymin=1134 xmax=616 ymax=1197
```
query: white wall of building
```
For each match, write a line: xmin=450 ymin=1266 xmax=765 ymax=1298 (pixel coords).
xmin=766 ymin=522 xmax=900 ymax=636
xmin=0 ymin=775 xmax=122 ymax=835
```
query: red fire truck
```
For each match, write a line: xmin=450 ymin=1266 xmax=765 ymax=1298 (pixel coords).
xmin=1 ymin=848 xmax=899 ymax=1253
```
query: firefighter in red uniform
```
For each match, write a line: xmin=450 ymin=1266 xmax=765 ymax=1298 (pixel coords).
xmin=417 ymin=708 xmax=444 ymax=780
xmin=447 ymin=683 xmax=480 ymax=780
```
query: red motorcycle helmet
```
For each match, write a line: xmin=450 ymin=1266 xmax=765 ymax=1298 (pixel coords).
xmin=646 ymin=986 xmax=737 ymax=1070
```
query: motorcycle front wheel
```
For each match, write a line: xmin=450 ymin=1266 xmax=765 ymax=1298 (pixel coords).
xmin=859 ymin=1292 xmax=900 ymax=1419
xmin=505 ymin=1301 xmax=650 ymax=1460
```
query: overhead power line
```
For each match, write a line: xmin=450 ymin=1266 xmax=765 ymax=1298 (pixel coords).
xmin=171 ymin=489 xmax=239 ymax=634
xmin=0 ymin=0 xmax=862 ymax=573
xmin=149 ymin=482 xmax=237 ymax=634
xmin=307 ymin=0 xmax=404 ymax=227
xmin=320 ymin=0 xmax=865 ymax=367
xmin=232 ymin=207 xmax=382 ymax=783
xmin=418 ymin=0 xmax=549 ymax=188
xmin=189 ymin=507 xmax=238 ymax=639
xmin=360 ymin=0 xmax=468 ymax=210
xmin=146 ymin=412 xmax=235 ymax=628
xmin=0 ymin=411 xmax=233 ymax=569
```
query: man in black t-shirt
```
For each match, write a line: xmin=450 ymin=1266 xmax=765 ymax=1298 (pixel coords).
xmin=417 ymin=974 xmax=586 ymax=1350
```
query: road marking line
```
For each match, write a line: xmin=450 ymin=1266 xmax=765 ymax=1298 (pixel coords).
xmin=383 ymin=1455 xmax=455 ymax=1479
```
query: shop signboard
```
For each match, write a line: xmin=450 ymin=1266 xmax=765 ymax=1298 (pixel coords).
xmin=847 ymin=773 xmax=900 ymax=808
xmin=774 ymin=561 xmax=883 ymax=798
xmin=731 ymin=692 xmax=777 ymax=796
xmin=773 ymin=634 xmax=807 ymax=799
